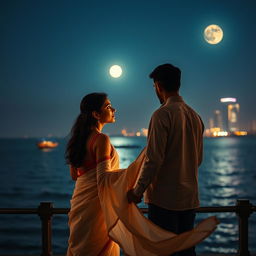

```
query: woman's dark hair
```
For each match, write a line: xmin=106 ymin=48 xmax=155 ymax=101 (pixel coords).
xmin=65 ymin=92 xmax=107 ymax=168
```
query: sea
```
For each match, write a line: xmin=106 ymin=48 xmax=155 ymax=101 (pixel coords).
xmin=0 ymin=136 xmax=255 ymax=255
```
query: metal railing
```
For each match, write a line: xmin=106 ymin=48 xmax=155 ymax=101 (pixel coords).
xmin=0 ymin=199 xmax=255 ymax=256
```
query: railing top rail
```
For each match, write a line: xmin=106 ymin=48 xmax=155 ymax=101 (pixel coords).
xmin=0 ymin=205 xmax=255 ymax=215
xmin=0 ymin=208 xmax=38 ymax=214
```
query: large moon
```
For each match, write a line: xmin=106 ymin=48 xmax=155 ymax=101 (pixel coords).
xmin=204 ymin=24 xmax=223 ymax=44
xmin=109 ymin=65 xmax=122 ymax=78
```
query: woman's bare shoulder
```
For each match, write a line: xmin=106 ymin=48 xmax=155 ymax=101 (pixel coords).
xmin=95 ymin=133 xmax=111 ymax=146
xmin=94 ymin=133 xmax=112 ymax=157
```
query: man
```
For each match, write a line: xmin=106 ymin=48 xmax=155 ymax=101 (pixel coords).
xmin=127 ymin=63 xmax=204 ymax=256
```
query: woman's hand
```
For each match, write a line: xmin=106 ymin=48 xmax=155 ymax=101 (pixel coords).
xmin=127 ymin=189 xmax=142 ymax=204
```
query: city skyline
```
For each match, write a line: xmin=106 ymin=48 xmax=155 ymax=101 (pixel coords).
xmin=1 ymin=0 xmax=256 ymax=138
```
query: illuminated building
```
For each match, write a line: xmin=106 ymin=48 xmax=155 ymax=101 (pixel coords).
xmin=209 ymin=118 xmax=214 ymax=130
xmin=205 ymin=97 xmax=247 ymax=137
xmin=213 ymin=110 xmax=223 ymax=131
xmin=220 ymin=97 xmax=240 ymax=132
xmin=228 ymin=103 xmax=240 ymax=132
xmin=205 ymin=110 xmax=225 ymax=137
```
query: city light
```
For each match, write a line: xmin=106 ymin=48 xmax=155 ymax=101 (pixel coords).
xmin=141 ymin=128 xmax=148 ymax=137
xmin=205 ymin=128 xmax=229 ymax=137
xmin=233 ymin=131 xmax=248 ymax=136
xmin=121 ymin=128 xmax=148 ymax=137
xmin=213 ymin=131 xmax=228 ymax=137
xmin=220 ymin=98 xmax=237 ymax=103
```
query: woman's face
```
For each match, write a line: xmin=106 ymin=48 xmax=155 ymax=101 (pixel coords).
xmin=98 ymin=98 xmax=116 ymax=124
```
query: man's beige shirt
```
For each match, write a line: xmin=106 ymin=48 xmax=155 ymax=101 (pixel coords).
xmin=134 ymin=95 xmax=204 ymax=210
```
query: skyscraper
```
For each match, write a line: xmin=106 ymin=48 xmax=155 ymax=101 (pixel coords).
xmin=220 ymin=98 xmax=240 ymax=133
xmin=227 ymin=103 xmax=240 ymax=132
xmin=213 ymin=110 xmax=223 ymax=131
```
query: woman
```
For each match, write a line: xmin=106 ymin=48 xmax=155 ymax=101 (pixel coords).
xmin=66 ymin=93 xmax=119 ymax=255
xmin=66 ymin=92 xmax=218 ymax=256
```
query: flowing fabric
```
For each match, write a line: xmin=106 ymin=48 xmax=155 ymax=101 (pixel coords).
xmin=67 ymin=147 xmax=120 ymax=256
xmin=67 ymin=147 xmax=219 ymax=256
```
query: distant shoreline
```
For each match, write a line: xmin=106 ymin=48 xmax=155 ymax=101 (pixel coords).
xmin=1 ymin=134 xmax=256 ymax=139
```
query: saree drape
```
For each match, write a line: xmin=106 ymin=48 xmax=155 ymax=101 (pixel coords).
xmin=67 ymin=147 xmax=218 ymax=256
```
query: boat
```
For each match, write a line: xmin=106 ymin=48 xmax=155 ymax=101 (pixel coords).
xmin=37 ymin=140 xmax=58 ymax=149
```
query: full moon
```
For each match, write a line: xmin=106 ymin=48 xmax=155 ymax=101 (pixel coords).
xmin=109 ymin=65 xmax=122 ymax=78
xmin=204 ymin=24 xmax=223 ymax=44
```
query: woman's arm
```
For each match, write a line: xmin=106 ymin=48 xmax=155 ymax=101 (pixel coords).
xmin=69 ymin=165 xmax=78 ymax=181
xmin=94 ymin=133 xmax=112 ymax=164
xmin=94 ymin=134 xmax=113 ymax=186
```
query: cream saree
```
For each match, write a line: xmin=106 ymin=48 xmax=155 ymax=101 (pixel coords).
xmin=67 ymin=147 xmax=218 ymax=256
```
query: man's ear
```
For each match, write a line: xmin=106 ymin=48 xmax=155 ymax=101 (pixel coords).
xmin=92 ymin=111 xmax=100 ymax=120
xmin=155 ymin=81 xmax=163 ymax=92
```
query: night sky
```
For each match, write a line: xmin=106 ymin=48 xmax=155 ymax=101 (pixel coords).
xmin=1 ymin=0 xmax=256 ymax=137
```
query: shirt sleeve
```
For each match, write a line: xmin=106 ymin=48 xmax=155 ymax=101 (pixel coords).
xmin=133 ymin=109 xmax=169 ymax=197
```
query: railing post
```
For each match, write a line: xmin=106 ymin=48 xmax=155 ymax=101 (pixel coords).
xmin=236 ymin=199 xmax=253 ymax=256
xmin=38 ymin=202 xmax=53 ymax=256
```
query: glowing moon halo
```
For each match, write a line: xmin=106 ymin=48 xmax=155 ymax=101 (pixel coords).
xmin=204 ymin=24 xmax=223 ymax=44
xmin=109 ymin=65 xmax=122 ymax=78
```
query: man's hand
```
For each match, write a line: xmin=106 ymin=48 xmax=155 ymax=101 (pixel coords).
xmin=127 ymin=189 xmax=142 ymax=204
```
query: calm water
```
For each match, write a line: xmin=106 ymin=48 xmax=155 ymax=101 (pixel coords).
xmin=0 ymin=136 xmax=255 ymax=254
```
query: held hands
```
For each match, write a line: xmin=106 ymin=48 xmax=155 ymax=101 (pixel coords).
xmin=127 ymin=189 xmax=142 ymax=204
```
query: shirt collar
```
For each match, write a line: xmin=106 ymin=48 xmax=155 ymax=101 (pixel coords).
xmin=165 ymin=95 xmax=184 ymax=105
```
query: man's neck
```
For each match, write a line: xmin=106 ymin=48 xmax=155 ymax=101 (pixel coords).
xmin=162 ymin=91 xmax=179 ymax=103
